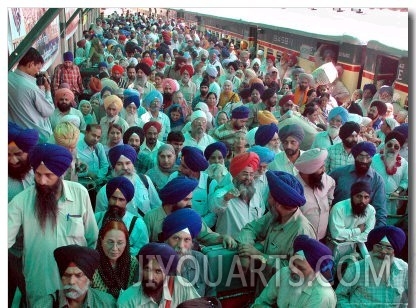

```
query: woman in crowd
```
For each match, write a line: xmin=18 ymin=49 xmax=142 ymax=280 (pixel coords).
xmin=78 ymin=99 xmax=97 ymax=125
xmin=92 ymin=219 xmax=139 ymax=299
xmin=166 ymin=104 xmax=186 ymax=132
xmin=145 ymin=144 xmax=178 ymax=191
xmin=218 ymin=80 xmax=240 ymax=110
xmin=105 ymin=123 xmax=124 ymax=155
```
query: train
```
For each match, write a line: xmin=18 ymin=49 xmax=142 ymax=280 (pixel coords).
xmin=166 ymin=7 xmax=409 ymax=106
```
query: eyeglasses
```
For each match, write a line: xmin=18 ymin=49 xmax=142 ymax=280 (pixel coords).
xmin=374 ymin=243 xmax=394 ymax=253
xmin=386 ymin=143 xmax=400 ymax=150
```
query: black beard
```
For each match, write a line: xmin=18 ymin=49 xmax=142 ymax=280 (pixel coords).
xmin=35 ymin=178 xmax=62 ymax=231
xmin=355 ymin=160 xmax=371 ymax=176
xmin=200 ymin=90 xmax=208 ymax=96
xmin=351 ymin=201 xmax=368 ymax=217
xmin=8 ymin=159 xmax=32 ymax=180
xmin=308 ymin=172 xmax=324 ymax=190
xmin=104 ymin=206 xmax=126 ymax=222
xmin=172 ymin=203 xmax=191 ymax=212
xmin=285 ymin=148 xmax=298 ymax=157
xmin=142 ymin=278 xmax=164 ymax=297
xmin=163 ymin=92 xmax=173 ymax=101
xmin=367 ymin=113 xmax=376 ymax=120
xmin=342 ymin=139 xmax=358 ymax=149
xmin=57 ymin=103 xmax=71 ymax=113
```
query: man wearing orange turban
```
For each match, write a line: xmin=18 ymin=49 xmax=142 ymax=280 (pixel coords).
xmin=212 ymin=152 xmax=264 ymax=238
xmin=99 ymin=95 xmax=129 ymax=145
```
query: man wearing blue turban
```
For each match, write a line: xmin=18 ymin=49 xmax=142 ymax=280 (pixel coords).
xmin=95 ymin=176 xmax=149 ymax=256
xmin=253 ymin=235 xmax=336 ymax=307
xmin=336 ymin=226 xmax=408 ymax=306
xmin=162 ymin=208 xmax=216 ymax=297
xmin=8 ymin=143 xmax=99 ymax=305
xmin=236 ymin=170 xmax=316 ymax=296
xmin=8 ymin=121 xmax=39 ymax=306
xmin=95 ymin=144 xmax=162 ymax=217
xmin=329 ymin=141 xmax=387 ymax=228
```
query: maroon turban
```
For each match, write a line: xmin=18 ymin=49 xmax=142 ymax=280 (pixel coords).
xmin=143 ymin=121 xmax=162 ymax=133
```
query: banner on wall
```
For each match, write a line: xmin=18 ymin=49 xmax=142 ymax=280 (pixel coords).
xmin=8 ymin=8 xmax=60 ymax=70
xmin=65 ymin=8 xmax=79 ymax=39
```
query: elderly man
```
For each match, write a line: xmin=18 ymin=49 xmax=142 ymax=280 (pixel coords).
xmin=117 ymin=243 xmax=200 ymax=306
xmin=212 ymin=152 xmax=263 ymax=237
xmin=8 ymin=143 xmax=98 ymax=305
xmin=268 ymin=124 xmax=305 ymax=175
xmin=168 ymin=146 xmax=217 ymax=228
xmin=294 ymin=148 xmax=336 ymax=241
xmin=336 ymin=226 xmax=408 ymax=306
xmin=99 ymin=94 xmax=129 ymax=145
xmin=254 ymin=122 xmax=281 ymax=154
xmin=275 ymin=94 xmax=296 ymax=120
xmin=133 ymin=62 xmax=156 ymax=100
xmin=121 ymin=89 xmax=145 ymax=127
xmin=183 ymin=110 xmax=216 ymax=151
xmin=8 ymin=122 xmax=39 ymax=306
xmin=162 ymin=208 xmax=216 ymax=297
xmin=95 ymin=144 xmax=161 ymax=216
xmin=311 ymin=106 xmax=348 ymax=149
xmin=329 ymin=141 xmax=387 ymax=227
xmin=95 ymin=176 xmax=149 ymax=256
xmin=33 ymin=245 xmax=115 ymax=307
xmin=52 ymin=51 xmax=84 ymax=102
xmin=50 ymin=88 xmax=86 ymax=131
xmin=140 ymin=90 xmax=170 ymax=142
xmin=179 ymin=64 xmax=197 ymax=105
xmin=236 ymin=171 xmax=316 ymax=293
xmin=140 ymin=121 xmax=165 ymax=165
xmin=325 ymin=121 xmax=360 ymax=173
xmin=247 ymin=145 xmax=275 ymax=200
xmin=367 ymin=100 xmax=387 ymax=130
xmin=145 ymin=144 xmax=178 ymax=191
xmin=8 ymin=47 xmax=55 ymax=143
xmin=371 ymin=131 xmax=408 ymax=215
xmin=329 ymin=181 xmax=376 ymax=246
xmin=252 ymin=235 xmax=336 ymax=308
xmin=211 ymin=105 xmax=250 ymax=145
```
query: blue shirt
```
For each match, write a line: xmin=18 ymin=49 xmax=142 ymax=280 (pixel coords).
xmin=329 ymin=164 xmax=387 ymax=228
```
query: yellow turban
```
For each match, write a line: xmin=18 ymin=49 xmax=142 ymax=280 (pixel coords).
xmin=258 ymin=110 xmax=279 ymax=125
xmin=103 ymin=94 xmax=123 ymax=112
xmin=54 ymin=122 xmax=80 ymax=149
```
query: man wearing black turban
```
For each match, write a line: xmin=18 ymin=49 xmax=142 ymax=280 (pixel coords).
xmin=329 ymin=141 xmax=387 ymax=228
xmin=32 ymin=245 xmax=115 ymax=307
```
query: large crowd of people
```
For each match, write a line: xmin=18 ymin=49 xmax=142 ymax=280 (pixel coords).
xmin=8 ymin=10 xmax=409 ymax=308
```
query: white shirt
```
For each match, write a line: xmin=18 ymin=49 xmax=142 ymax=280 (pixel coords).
xmin=183 ymin=131 xmax=216 ymax=152
xmin=268 ymin=150 xmax=304 ymax=175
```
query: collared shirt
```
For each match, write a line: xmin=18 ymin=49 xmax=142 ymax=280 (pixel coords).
xmin=325 ymin=142 xmax=355 ymax=173
xmin=117 ymin=276 xmax=200 ymax=307
xmin=50 ymin=107 xmax=86 ymax=131
xmin=335 ymin=257 xmax=408 ymax=307
xmin=297 ymin=173 xmax=335 ymax=240
xmin=140 ymin=140 xmax=165 ymax=164
xmin=371 ymin=154 xmax=408 ymax=215
xmin=76 ymin=138 xmax=109 ymax=179
xmin=329 ymin=198 xmax=376 ymax=242
xmin=95 ymin=173 xmax=162 ymax=216
xmin=252 ymin=267 xmax=336 ymax=308
xmin=32 ymin=287 xmax=116 ymax=308
xmin=140 ymin=111 xmax=171 ymax=142
xmin=133 ymin=80 xmax=156 ymax=103
xmin=52 ymin=64 xmax=84 ymax=95
xmin=95 ymin=211 xmax=149 ymax=256
xmin=145 ymin=165 xmax=178 ymax=192
xmin=268 ymin=150 xmax=304 ymax=175
xmin=8 ymin=69 xmax=55 ymax=143
xmin=329 ymin=164 xmax=387 ymax=227
xmin=182 ymin=131 xmax=216 ymax=152
xmin=311 ymin=131 xmax=342 ymax=150
xmin=168 ymin=171 xmax=218 ymax=228
xmin=8 ymin=181 xmax=98 ymax=303
xmin=179 ymin=79 xmax=198 ymax=104
xmin=8 ymin=170 xmax=34 ymax=202
xmin=212 ymin=183 xmax=265 ymax=238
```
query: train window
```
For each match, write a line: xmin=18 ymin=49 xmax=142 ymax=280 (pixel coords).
xmin=315 ymin=43 xmax=339 ymax=64
xmin=375 ymin=55 xmax=398 ymax=87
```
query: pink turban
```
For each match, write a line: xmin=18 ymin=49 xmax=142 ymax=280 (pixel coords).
xmin=229 ymin=152 xmax=260 ymax=177
xmin=162 ymin=78 xmax=179 ymax=92
xmin=294 ymin=148 xmax=328 ymax=174
xmin=54 ymin=88 xmax=75 ymax=106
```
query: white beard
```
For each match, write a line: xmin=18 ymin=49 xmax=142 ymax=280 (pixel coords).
xmin=384 ymin=152 xmax=398 ymax=170
xmin=125 ymin=113 xmax=138 ymax=126
xmin=327 ymin=126 xmax=340 ymax=139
